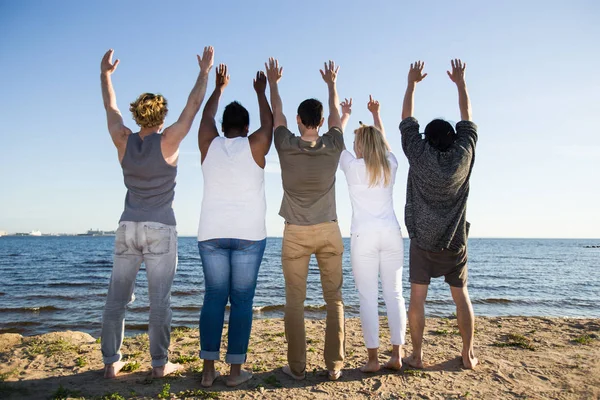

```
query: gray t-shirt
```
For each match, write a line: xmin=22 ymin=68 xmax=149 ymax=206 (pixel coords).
xmin=274 ymin=125 xmax=344 ymax=225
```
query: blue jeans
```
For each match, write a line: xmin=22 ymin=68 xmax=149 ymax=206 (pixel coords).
xmin=198 ymin=238 xmax=266 ymax=364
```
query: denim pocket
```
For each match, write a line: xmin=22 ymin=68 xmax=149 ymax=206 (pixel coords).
xmin=145 ymin=225 xmax=171 ymax=255
xmin=114 ymin=224 xmax=128 ymax=255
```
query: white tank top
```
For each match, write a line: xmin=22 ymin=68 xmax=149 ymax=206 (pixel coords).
xmin=197 ymin=137 xmax=267 ymax=241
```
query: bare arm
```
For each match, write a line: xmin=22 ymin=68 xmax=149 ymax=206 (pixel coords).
xmin=163 ymin=46 xmax=214 ymax=147
xmin=265 ymin=58 xmax=286 ymax=128
xmin=249 ymin=71 xmax=274 ymax=167
xmin=340 ymin=98 xmax=352 ymax=131
xmin=198 ymin=64 xmax=229 ymax=162
xmin=320 ymin=60 xmax=342 ymax=130
xmin=100 ymin=49 xmax=131 ymax=157
xmin=367 ymin=95 xmax=384 ymax=135
xmin=447 ymin=59 xmax=471 ymax=121
xmin=401 ymin=61 xmax=427 ymax=120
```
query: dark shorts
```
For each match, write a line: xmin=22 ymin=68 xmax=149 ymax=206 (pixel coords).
xmin=409 ymin=240 xmax=468 ymax=287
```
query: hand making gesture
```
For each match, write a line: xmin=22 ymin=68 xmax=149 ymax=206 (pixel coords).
xmin=447 ymin=58 xmax=466 ymax=86
xmin=367 ymin=95 xmax=380 ymax=114
xmin=341 ymin=98 xmax=353 ymax=115
xmin=253 ymin=71 xmax=267 ymax=94
xmin=265 ymin=57 xmax=283 ymax=85
xmin=215 ymin=64 xmax=230 ymax=90
xmin=407 ymin=61 xmax=427 ymax=85
xmin=198 ymin=46 xmax=214 ymax=75
xmin=101 ymin=49 xmax=120 ymax=75
xmin=320 ymin=60 xmax=340 ymax=86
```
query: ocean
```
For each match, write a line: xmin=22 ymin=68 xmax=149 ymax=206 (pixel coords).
xmin=0 ymin=237 xmax=598 ymax=336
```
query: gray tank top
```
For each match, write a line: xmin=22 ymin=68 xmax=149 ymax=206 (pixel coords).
xmin=119 ymin=133 xmax=177 ymax=226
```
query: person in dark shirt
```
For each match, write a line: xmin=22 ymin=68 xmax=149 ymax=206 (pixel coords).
xmin=399 ymin=59 xmax=478 ymax=369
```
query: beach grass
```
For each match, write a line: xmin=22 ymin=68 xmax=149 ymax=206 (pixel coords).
xmin=121 ymin=361 xmax=141 ymax=372
xmin=572 ymin=333 xmax=597 ymax=345
xmin=492 ymin=333 xmax=536 ymax=351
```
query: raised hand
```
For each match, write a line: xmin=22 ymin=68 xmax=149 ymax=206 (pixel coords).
xmin=101 ymin=49 xmax=120 ymax=75
xmin=408 ymin=61 xmax=427 ymax=84
xmin=198 ymin=46 xmax=214 ymax=74
xmin=447 ymin=58 xmax=466 ymax=86
xmin=253 ymin=71 xmax=267 ymax=93
xmin=340 ymin=98 xmax=352 ymax=115
xmin=367 ymin=95 xmax=380 ymax=114
xmin=215 ymin=64 xmax=230 ymax=90
xmin=265 ymin=57 xmax=283 ymax=85
xmin=320 ymin=60 xmax=340 ymax=86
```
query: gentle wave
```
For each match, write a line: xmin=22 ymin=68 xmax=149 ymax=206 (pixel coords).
xmin=0 ymin=305 xmax=63 ymax=313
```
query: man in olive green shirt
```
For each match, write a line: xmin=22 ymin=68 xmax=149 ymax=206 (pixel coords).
xmin=265 ymin=58 xmax=345 ymax=381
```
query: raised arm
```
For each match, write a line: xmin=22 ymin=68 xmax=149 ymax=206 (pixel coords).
xmin=248 ymin=70 xmax=274 ymax=167
xmin=100 ymin=49 xmax=131 ymax=159
xmin=447 ymin=59 xmax=471 ymax=121
xmin=340 ymin=98 xmax=352 ymax=131
xmin=367 ymin=95 xmax=385 ymax=135
xmin=162 ymin=46 xmax=214 ymax=148
xmin=198 ymin=64 xmax=229 ymax=162
xmin=265 ymin=58 xmax=286 ymax=128
xmin=401 ymin=61 xmax=427 ymax=120
xmin=320 ymin=60 xmax=342 ymax=130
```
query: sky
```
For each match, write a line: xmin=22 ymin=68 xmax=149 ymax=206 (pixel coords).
xmin=0 ymin=0 xmax=598 ymax=238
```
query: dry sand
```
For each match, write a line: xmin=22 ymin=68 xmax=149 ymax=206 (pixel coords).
xmin=0 ymin=316 xmax=598 ymax=399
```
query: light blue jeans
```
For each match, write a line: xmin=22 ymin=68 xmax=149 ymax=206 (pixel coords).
xmin=101 ymin=221 xmax=178 ymax=368
xmin=198 ymin=238 xmax=266 ymax=364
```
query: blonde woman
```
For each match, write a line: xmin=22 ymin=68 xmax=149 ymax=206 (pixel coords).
xmin=99 ymin=47 xmax=214 ymax=378
xmin=339 ymin=96 xmax=407 ymax=372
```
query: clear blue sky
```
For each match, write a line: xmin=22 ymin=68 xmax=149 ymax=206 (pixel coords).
xmin=1 ymin=0 xmax=598 ymax=238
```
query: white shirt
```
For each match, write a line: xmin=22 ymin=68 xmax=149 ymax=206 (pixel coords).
xmin=197 ymin=137 xmax=267 ymax=241
xmin=339 ymin=149 xmax=401 ymax=234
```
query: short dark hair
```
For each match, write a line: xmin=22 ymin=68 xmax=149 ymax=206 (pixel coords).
xmin=297 ymin=99 xmax=323 ymax=128
xmin=424 ymin=119 xmax=456 ymax=151
xmin=222 ymin=101 xmax=249 ymax=133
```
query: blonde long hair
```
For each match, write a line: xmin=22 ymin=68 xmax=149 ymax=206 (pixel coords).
xmin=354 ymin=125 xmax=391 ymax=187
xmin=129 ymin=93 xmax=168 ymax=128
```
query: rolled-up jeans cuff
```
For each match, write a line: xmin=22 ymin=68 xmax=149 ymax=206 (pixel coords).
xmin=103 ymin=353 xmax=121 ymax=365
xmin=225 ymin=353 xmax=246 ymax=364
xmin=201 ymin=350 xmax=220 ymax=361
xmin=151 ymin=356 xmax=168 ymax=368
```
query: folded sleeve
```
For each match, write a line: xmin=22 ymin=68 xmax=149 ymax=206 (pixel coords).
xmin=274 ymin=125 xmax=294 ymax=152
xmin=324 ymin=127 xmax=345 ymax=151
xmin=399 ymin=117 xmax=425 ymax=162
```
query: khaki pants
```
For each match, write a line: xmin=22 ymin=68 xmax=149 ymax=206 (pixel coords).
xmin=282 ymin=221 xmax=345 ymax=375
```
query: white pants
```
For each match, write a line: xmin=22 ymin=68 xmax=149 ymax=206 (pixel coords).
xmin=351 ymin=228 xmax=406 ymax=349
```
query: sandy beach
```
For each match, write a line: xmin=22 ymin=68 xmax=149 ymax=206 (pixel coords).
xmin=1 ymin=316 xmax=598 ymax=399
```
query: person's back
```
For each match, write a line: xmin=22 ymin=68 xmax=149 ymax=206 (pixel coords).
xmin=267 ymin=58 xmax=346 ymax=381
xmin=199 ymin=136 xmax=266 ymax=241
xmin=196 ymin=65 xmax=273 ymax=388
xmin=399 ymin=59 xmax=479 ymax=371
xmin=99 ymin=46 xmax=214 ymax=379
xmin=121 ymin=132 xmax=177 ymax=226
xmin=338 ymin=96 xmax=407 ymax=373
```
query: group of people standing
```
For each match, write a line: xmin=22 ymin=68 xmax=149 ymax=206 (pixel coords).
xmin=98 ymin=46 xmax=478 ymax=387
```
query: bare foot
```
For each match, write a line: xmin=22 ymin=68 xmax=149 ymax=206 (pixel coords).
xmin=404 ymin=354 xmax=424 ymax=369
xmin=359 ymin=359 xmax=380 ymax=373
xmin=462 ymin=350 xmax=478 ymax=369
xmin=104 ymin=361 xmax=126 ymax=379
xmin=201 ymin=370 xmax=221 ymax=388
xmin=282 ymin=365 xmax=305 ymax=380
xmin=226 ymin=370 xmax=253 ymax=387
xmin=152 ymin=362 xmax=183 ymax=378
xmin=383 ymin=356 xmax=402 ymax=370
xmin=328 ymin=369 xmax=343 ymax=381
